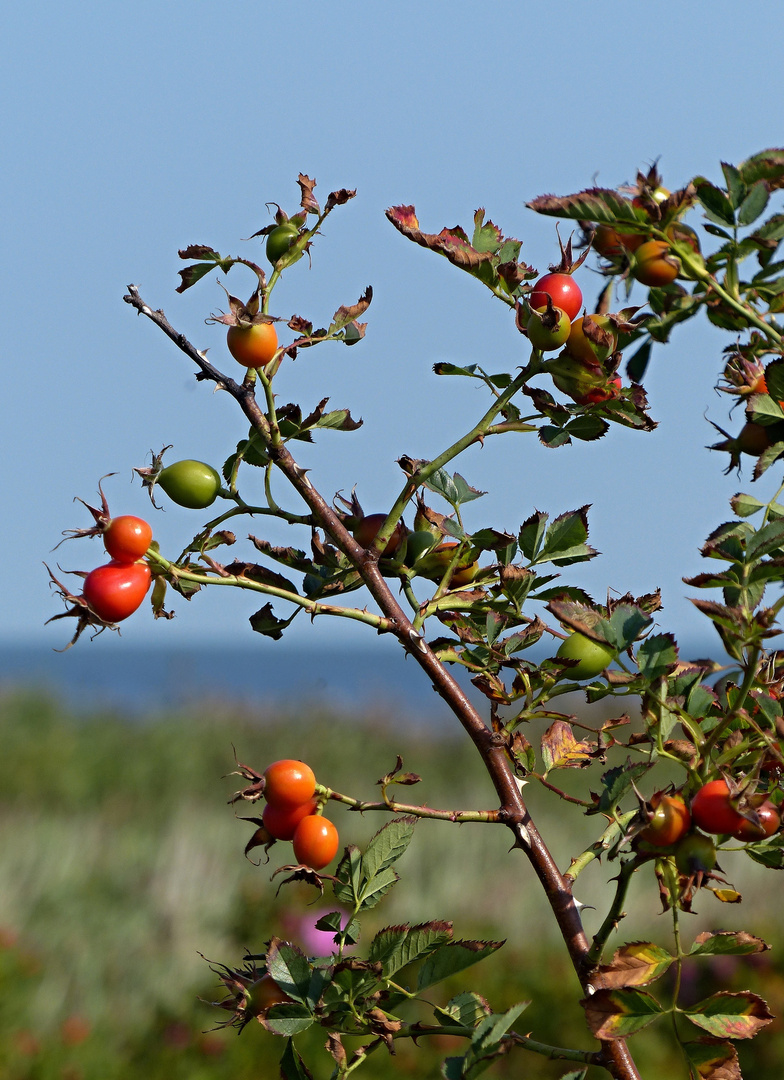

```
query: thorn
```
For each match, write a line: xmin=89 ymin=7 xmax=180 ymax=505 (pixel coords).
xmin=515 ymin=821 xmax=531 ymax=846
xmin=572 ymin=897 xmax=595 ymax=914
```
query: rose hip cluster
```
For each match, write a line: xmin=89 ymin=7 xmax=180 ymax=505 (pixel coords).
xmin=81 ymin=515 xmax=153 ymax=623
xmin=262 ymin=760 xmax=339 ymax=870
xmin=524 ymin=272 xmax=623 ymax=407
xmin=637 ymin=778 xmax=782 ymax=878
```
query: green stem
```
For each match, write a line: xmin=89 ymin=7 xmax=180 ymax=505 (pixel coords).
xmin=761 ymin=481 xmax=784 ymax=527
xmin=200 ymin=502 xmax=312 ymax=529
xmin=343 ymin=1024 xmax=600 ymax=1070
xmin=701 ymin=645 xmax=762 ymax=764
xmin=148 ymin=550 xmax=394 ymax=632
xmin=565 ymin=813 xmax=637 ymax=886
xmin=371 ymin=367 xmax=534 ymax=557
xmin=586 ymin=858 xmax=638 ymax=967
xmin=669 ymin=880 xmax=684 ymax=1046
xmin=670 ymin=241 xmax=782 ymax=346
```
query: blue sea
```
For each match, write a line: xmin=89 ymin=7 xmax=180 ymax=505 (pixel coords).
xmin=0 ymin=635 xmax=721 ymax=728
xmin=0 ymin=641 xmax=471 ymax=727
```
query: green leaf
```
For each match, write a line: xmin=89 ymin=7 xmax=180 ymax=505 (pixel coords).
xmin=738 ymin=147 xmax=784 ymax=189
xmin=693 ymin=178 xmax=736 ymax=226
xmin=582 ymin=987 xmax=663 ymax=1039
xmin=527 ymin=187 xmax=640 ymax=225
xmin=686 ymin=681 xmax=718 ymax=720
xmin=606 ymin=604 xmax=654 ymax=650
xmin=264 ymin=1003 xmax=315 ymax=1037
xmin=753 ymin=212 xmax=784 ymax=245
xmin=744 ymin=519 xmax=784 ymax=560
xmin=636 ymin=633 xmax=678 ymax=679
xmin=432 ymin=362 xmax=512 ymax=387
xmin=703 ymin=223 xmax=733 ymax=240
xmin=313 ymin=408 xmax=363 ymax=433
xmin=753 ymin=438 xmax=784 ymax=479
xmin=738 ymin=181 xmax=770 ymax=226
xmin=518 ymin=511 xmax=549 ymax=562
xmin=314 ymin=911 xmax=341 ymax=932
xmin=766 ymin=358 xmax=784 ymax=401
xmin=358 ymin=866 xmax=399 ymax=911
xmin=442 ymin=1003 xmax=528 ymax=1080
xmin=747 ymin=394 xmax=784 ymax=424
xmin=588 ymin=762 xmax=650 ymax=816
xmin=626 ymin=340 xmax=652 ymax=383
xmin=564 ymin=414 xmax=609 ymax=441
xmin=684 ymin=570 xmax=739 ymax=590
xmin=176 ymin=246 xmax=237 ymax=292
xmin=417 ymin=940 xmax=505 ymax=993
xmin=225 ymin=431 xmax=270 ymax=476
xmin=538 ymin=425 xmax=572 ymax=448
xmin=333 ymin=845 xmax=363 ymax=907
xmin=721 ymin=161 xmax=745 ymax=208
xmin=341 ymin=321 xmax=364 ymax=345
xmin=249 ymin=604 xmax=298 ymax=640
xmin=538 ymin=506 xmax=596 ymax=567
xmin=279 ymin=1038 xmax=314 ymax=1080
xmin=422 ymin=467 xmax=486 ymax=508
xmin=435 ymin=992 xmax=492 ymax=1029
xmin=469 ymin=528 xmax=516 ymax=552
xmin=471 ymin=209 xmax=505 ymax=253
xmin=744 ymin=832 xmax=784 ymax=869
xmin=689 ymin=931 xmax=769 ymax=957
xmin=485 ymin=611 xmax=505 ymax=646
xmin=362 ymin=817 xmax=416 ymax=881
xmin=343 ymin=818 xmax=416 ymax=913
xmin=683 ymin=990 xmax=774 ymax=1039
xmin=266 ymin=940 xmax=314 ymax=1004
xmin=313 ymin=911 xmax=360 ymax=946
xmin=369 ymin=921 xmax=452 ymax=976
xmin=731 ymin=493 xmax=765 ymax=518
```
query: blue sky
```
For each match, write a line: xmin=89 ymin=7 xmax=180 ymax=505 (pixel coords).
xmin=4 ymin=0 xmax=784 ymax=654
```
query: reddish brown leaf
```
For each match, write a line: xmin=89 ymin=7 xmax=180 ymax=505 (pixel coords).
xmin=596 ymin=942 xmax=674 ymax=989
xmin=582 ymin=987 xmax=662 ymax=1039
xmin=684 ymin=991 xmax=774 ymax=1040
xmin=541 ymin=720 xmax=594 ymax=771
xmin=690 ymin=931 xmax=769 ymax=957
xmin=682 ymin=1039 xmax=740 ymax=1080
xmin=385 ymin=205 xmax=495 ymax=271
xmin=298 ymin=174 xmax=320 ymax=214
xmin=325 ymin=187 xmax=357 ymax=211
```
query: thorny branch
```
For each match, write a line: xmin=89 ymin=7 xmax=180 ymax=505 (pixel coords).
xmin=124 ymin=284 xmax=642 ymax=1079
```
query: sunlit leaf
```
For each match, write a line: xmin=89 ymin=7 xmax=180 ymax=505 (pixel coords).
xmin=582 ymin=987 xmax=663 ymax=1039
xmin=683 ymin=991 xmax=773 ymax=1040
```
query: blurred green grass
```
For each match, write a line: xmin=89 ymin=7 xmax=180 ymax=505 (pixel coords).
xmin=1 ymin=688 xmax=783 ymax=1078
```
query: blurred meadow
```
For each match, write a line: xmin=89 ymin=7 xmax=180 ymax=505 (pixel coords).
xmin=2 ymin=685 xmax=784 ymax=1079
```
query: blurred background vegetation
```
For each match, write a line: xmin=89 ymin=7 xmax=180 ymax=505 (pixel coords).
xmin=2 ymin=686 xmax=783 ymax=1079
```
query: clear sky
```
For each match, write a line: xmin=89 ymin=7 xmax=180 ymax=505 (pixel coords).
xmin=4 ymin=0 xmax=784 ymax=655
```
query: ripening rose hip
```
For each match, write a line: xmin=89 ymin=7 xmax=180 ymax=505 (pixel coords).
xmin=83 ymin=561 xmax=152 ymax=622
xmin=555 ymin=632 xmax=615 ymax=680
xmin=226 ymin=321 xmax=279 ymax=367
xmin=292 ymin=815 xmax=339 ymax=869
xmin=102 ymin=516 xmax=153 ymax=564
xmin=262 ymin=798 xmax=318 ymax=841
xmin=529 ymin=273 xmax=583 ymax=322
xmin=263 ymin=760 xmax=316 ymax=809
